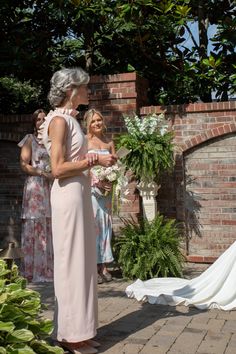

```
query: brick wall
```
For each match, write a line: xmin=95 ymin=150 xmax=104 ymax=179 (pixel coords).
xmin=1 ymin=72 xmax=236 ymax=262
xmin=141 ymin=102 xmax=236 ymax=262
xmin=0 ymin=115 xmax=34 ymax=249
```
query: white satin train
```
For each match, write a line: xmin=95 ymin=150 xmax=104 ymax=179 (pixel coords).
xmin=126 ymin=241 xmax=236 ymax=310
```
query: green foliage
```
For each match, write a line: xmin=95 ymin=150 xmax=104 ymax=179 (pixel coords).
xmin=0 ymin=0 xmax=235 ymax=112
xmin=0 ymin=77 xmax=43 ymax=114
xmin=119 ymin=132 xmax=174 ymax=182
xmin=117 ymin=114 xmax=174 ymax=183
xmin=0 ymin=260 xmax=63 ymax=354
xmin=114 ymin=215 xmax=184 ymax=280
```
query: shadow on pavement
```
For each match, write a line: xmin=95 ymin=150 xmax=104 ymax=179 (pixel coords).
xmin=97 ymin=303 xmax=204 ymax=352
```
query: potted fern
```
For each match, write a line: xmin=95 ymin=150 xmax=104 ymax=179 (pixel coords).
xmin=118 ymin=113 xmax=174 ymax=220
xmin=113 ymin=214 xmax=184 ymax=280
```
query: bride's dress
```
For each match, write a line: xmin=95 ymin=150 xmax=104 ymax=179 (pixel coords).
xmin=126 ymin=241 xmax=236 ymax=310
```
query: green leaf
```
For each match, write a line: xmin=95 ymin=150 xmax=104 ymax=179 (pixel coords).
xmin=0 ymin=321 xmax=15 ymax=332
xmin=37 ymin=319 xmax=53 ymax=335
xmin=6 ymin=329 xmax=34 ymax=343
xmin=0 ymin=304 xmax=25 ymax=322
xmin=0 ymin=293 xmax=8 ymax=304
xmin=5 ymin=343 xmax=35 ymax=353
xmin=31 ymin=340 xmax=64 ymax=354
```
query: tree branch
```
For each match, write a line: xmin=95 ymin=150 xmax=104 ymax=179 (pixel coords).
xmin=184 ymin=23 xmax=199 ymax=50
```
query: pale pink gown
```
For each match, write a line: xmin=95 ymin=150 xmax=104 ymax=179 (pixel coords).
xmin=39 ymin=108 xmax=98 ymax=342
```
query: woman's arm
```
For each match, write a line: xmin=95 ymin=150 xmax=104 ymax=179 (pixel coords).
xmin=49 ymin=117 xmax=116 ymax=179
xmin=20 ymin=136 xmax=44 ymax=176
xmin=110 ymin=140 xmax=116 ymax=155
xmin=49 ymin=117 xmax=90 ymax=179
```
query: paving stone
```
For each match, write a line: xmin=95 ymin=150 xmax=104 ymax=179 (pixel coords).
xmin=167 ymin=315 xmax=192 ymax=327
xmin=99 ymin=341 xmax=125 ymax=354
xmin=192 ymin=311 xmax=218 ymax=320
xmin=217 ymin=311 xmax=236 ymax=320
xmin=207 ymin=318 xmax=225 ymax=333
xmin=140 ymin=347 xmax=170 ymax=354
xmin=169 ymin=329 xmax=206 ymax=353
xmin=126 ymin=325 xmax=156 ymax=341
xmin=221 ymin=319 xmax=236 ymax=333
xmin=122 ymin=343 xmax=144 ymax=353
xmin=187 ymin=318 xmax=225 ymax=333
xmin=146 ymin=332 xmax=178 ymax=349
xmin=196 ymin=333 xmax=231 ymax=354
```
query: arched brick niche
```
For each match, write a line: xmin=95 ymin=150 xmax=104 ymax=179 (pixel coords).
xmin=183 ymin=132 xmax=236 ymax=260
xmin=0 ymin=140 xmax=24 ymax=248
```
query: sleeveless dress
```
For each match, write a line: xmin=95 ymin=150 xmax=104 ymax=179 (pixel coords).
xmin=90 ymin=149 xmax=114 ymax=265
xmin=18 ymin=134 xmax=53 ymax=282
xmin=39 ymin=109 xmax=98 ymax=342
xmin=126 ymin=240 xmax=236 ymax=310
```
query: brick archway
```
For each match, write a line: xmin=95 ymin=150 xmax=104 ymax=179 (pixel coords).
xmin=180 ymin=123 xmax=236 ymax=153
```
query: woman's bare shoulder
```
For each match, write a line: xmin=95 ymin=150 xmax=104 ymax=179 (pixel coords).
xmin=107 ymin=139 xmax=115 ymax=147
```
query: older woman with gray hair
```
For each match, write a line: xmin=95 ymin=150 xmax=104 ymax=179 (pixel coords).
xmin=39 ymin=67 xmax=117 ymax=354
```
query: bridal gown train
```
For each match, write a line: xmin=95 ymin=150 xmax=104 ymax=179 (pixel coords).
xmin=126 ymin=241 xmax=236 ymax=311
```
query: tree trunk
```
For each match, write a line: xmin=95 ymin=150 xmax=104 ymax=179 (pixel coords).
xmin=198 ymin=0 xmax=212 ymax=102
xmin=85 ymin=47 xmax=93 ymax=73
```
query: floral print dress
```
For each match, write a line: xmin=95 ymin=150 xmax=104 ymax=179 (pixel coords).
xmin=18 ymin=134 xmax=53 ymax=282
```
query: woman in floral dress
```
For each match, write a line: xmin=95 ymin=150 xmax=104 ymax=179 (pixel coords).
xmin=85 ymin=109 xmax=115 ymax=284
xmin=18 ymin=109 xmax=53 ymax=282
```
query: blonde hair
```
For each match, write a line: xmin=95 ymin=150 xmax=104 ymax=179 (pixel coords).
xmin=84 ymin=109 xmax=106 ymax=135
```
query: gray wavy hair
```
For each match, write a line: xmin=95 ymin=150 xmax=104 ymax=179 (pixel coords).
xmin=48 ymin=67 xmax=90 ymax=108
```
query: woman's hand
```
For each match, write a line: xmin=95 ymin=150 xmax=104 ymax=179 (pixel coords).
xmin=98 ymin=180 xmax=113 ymax=192
xmin=36 ymin=168 xmax=53 ymax=180
xmin=42 ymin=171 xmax=54 ymax=180
xmin=98 ymin=154 xmax=117 ymax=167
xmin=85 ymin=153 xmax=98 ymax=167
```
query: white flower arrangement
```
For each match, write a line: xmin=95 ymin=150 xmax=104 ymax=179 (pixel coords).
xmin=118 ymin=112 xmax=174 ymax=183
xmin=124 ymin=113 xmax=168 ymax=137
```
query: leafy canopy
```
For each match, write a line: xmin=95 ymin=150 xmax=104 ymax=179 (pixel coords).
xmin=0 ymin=0 xmax=235 ymax=113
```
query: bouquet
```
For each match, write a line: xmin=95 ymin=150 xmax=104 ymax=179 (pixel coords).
xmin=90 ymin=147 xmax=131 ymax=212
xmin=91 ymin=162 xmax=128 ymax=195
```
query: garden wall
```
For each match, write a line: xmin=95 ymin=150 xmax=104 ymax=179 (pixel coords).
xmin=1 ymin=72 xmax=236 ymax=263
xmin=142 ymin=102 xmax=236 ymax=262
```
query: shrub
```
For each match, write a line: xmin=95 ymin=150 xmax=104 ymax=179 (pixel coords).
xmin=0 ymin=77 xmax=43 ymax=114
xmin=114 ymin=214 xmax=184 ymax=280
xmin=0 ymin=259 xmax=63 ymax=354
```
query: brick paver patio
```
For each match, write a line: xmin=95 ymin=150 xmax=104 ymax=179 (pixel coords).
xmin=29 ymin=266 xmax=236 ymax=354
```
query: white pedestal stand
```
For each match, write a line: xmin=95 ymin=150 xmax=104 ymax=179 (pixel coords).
xmin=137 ymin=181 xmax=161 ymax=222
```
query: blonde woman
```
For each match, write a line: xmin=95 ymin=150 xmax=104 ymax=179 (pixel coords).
xmin=85 ymin=109 xmax=116 ymax=284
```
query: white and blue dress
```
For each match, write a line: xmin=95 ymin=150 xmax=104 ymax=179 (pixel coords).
xmin=90 ymin=149 xmax=114 ymax=265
